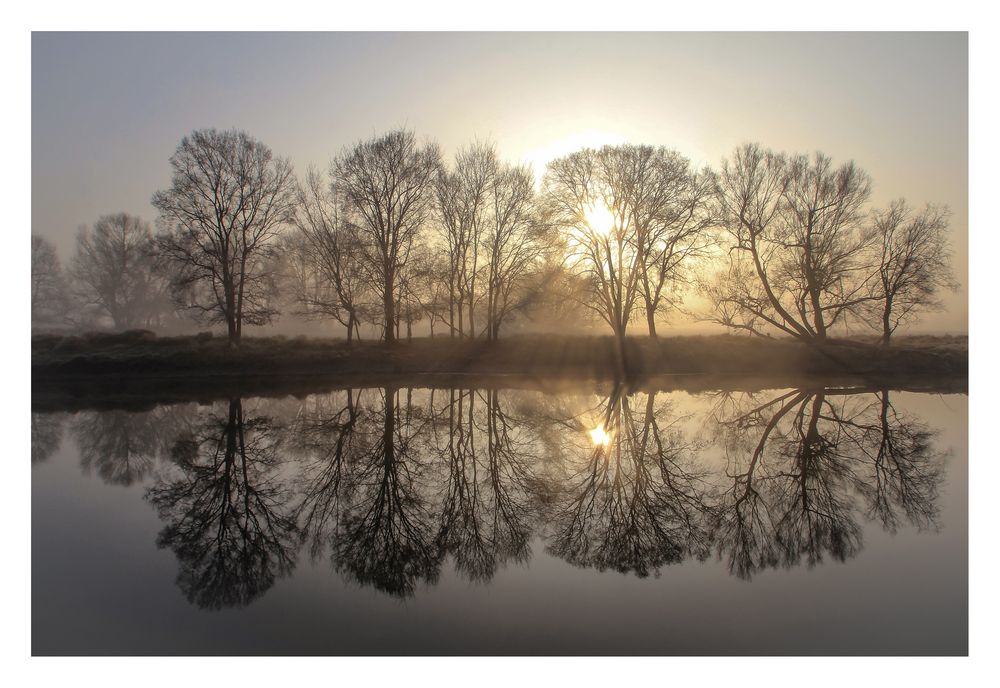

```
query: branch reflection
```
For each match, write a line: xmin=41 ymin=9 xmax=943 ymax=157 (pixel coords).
xmin=547 ymin=386 xmax=712 ymax=577
xmin=146 ymin=399 xmax=298 ymax=609
xmin=39 ymin=383 xmax=949 ymax=605
xmin=710 ymin=387 xmax=944 ymax=580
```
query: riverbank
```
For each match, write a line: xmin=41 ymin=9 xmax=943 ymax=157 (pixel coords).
xmin=32 ymin=331 xmax=967 ymax=411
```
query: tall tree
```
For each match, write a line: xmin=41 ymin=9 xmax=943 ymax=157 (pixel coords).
xmin=288 ymin=167 xmax=369 ymax=342
xmin=152 ymin=128 xmax=296 ymax=344
xmin=433 ymin=142 xmax=497 ymax=338
xmin=333 ymin=130 xmax=440 ymax=343
xmin=31 ymin=234 xmax=69 ymax=328
xmin=542 ymin=148 xmax=643 ymax=348
xmin=543 ymin=144 xmax=713 ymax=343
xmin=70 ymin=213 xmax=159 ymax=329
xmin=481 ymin=159 xmax=546 ymax=339
xmin=709 ymin=144 xmax=874 ymax=341
xmin=869 ymin=200 xmax=956 ymax=344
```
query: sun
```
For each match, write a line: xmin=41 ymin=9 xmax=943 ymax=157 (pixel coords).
xmin=589 ymin=424 xmax=611 ymax=447
xmin=584 ymin=201 xmax=615 ymax=236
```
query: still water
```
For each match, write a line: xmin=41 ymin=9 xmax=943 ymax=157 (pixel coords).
xmin=31 ymin=383 xmax=967 ymax=655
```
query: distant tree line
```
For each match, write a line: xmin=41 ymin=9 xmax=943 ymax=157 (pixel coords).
xmin=31 ymin=128 xmax=957 ymax=346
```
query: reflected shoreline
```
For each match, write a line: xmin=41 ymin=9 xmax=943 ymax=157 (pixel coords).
xmin=32 ymin=371 xmax=967 ymax=414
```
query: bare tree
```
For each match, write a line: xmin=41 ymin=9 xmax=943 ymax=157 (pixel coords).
xmin=333 ymin=130 xmax=440 ymax=343
xmin=709 ymin=144 xmax=874 ymax=341
xmin=288 ymin=167 xmax=369 ymax=342
xmin=597 ymin=145 xmax=716 ymax=337
xmin=869 ymin=200 xmax=956 ymax=344
xmin=31 ymin=234 xmax=70 ymax=328
xmin=434 ymin=142 xmax=492 ymax=338
xmin=481 ymin=160 xmax=547 ymax=339
xmin=543 ymin=144 xmax=714 ymax=346
xmin=69 ymin=213 xmax=161 ymax=329
xmin=633 ymin=157 xmax=716 ymax=336
xmin=542 ymin=148 xmax=643 ymax=349
xmin=152 ymin=129 xmax=296 ymax=345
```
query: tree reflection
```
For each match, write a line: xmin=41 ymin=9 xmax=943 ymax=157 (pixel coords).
xmin=146 ymin=399 xmax=298 ymax=609
xmin=547 ymin=386 xmax=713 ymax=577
xmin=292 ymin=389 xmax=361 ymax=560
xmin=71 ymin=409 xmax=174 ymax=485
xmin=31 ymin=412 xmax=65 ymax=464
xmin=46 ymin=382 xmax=950 ymax=605
xmin=323 ymin=387 xmax=442 ymax=598
xmin=710 ymin=387 xmax=945 ymax=580
xmin=435 ymin=389 xmax=540 ymax=582
xmin=835 ymin=389 xmax=943 ymax=533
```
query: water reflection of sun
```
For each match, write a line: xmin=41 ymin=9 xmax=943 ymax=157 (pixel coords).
xmin=590 ymin=424 xmax=611 ymax=446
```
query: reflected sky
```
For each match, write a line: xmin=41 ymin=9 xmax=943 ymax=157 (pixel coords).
xmin=31 ymin=385 xmax=967 ymax=654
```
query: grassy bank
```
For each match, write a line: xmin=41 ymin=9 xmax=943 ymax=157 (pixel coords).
xmin=32 ymin=330 xmax=966 ymax=380
xmin=31 ymin=331 xmax=967 ymax=411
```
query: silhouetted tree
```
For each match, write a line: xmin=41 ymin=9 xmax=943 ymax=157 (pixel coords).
xmin=146 ymin=399 xmax=298 ymax=609
xmin=152 ymin=129 xmax=296 ymax=344
xmin=481 ymin=160 xmax=548 ymax=339
xmin=709 ymin=144 xmax=875 ymax=341
xmin=603 ymin=145 xmax=715 ymax=337
xmin=69 ymin=214 xmax=163 ymax=329
xmin=435 ymin=143 xmax=491 ymax=338
xmin=868 ymin=200 xmax=957 ymax=344
xmin=31 ymin=235 xmax=70 ymax=329
xmin=288 ymin=167 xmax=369 ymax=341
xmin=334 ymin=130 xmax=440 ymax=343
xmin=543 ymin=149 xmax=639 ymax=346
xmin=543 ymin=145 xmax=714 ymax=345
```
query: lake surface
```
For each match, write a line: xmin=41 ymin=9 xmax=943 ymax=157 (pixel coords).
xmin=31 ymin=382 xmax=968 ymax=655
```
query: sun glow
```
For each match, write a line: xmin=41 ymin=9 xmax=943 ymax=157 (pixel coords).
xmin=584 ymin=202 xmax=615 ymax=236
xmin=589 ymin=424 xmax=611 ymax=447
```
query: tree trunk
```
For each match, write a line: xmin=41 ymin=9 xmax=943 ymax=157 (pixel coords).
xmin=612 ymin=322 xmax=627 ymax=379
xmin=881 ymin=298 xmax=893 ymax=346
xmin=383 ymin=386 xmax=395 ymax=468
xmin=383 ymin=282 xmax=395 ymax=344
xmin=646 ymin=307 xmax=657 ymax=338
xmin=448 ymin=278 xmax=455 ymax=339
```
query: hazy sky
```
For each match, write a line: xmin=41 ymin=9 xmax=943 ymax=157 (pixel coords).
xmin=31 ymin=32 xmax=968 ymax=333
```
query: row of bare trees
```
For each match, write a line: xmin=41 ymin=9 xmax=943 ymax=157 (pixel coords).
xmin=31 ymin=129 xmax=957 ymax=345
xmin=708 ymin=143 xmax=956 ymax=344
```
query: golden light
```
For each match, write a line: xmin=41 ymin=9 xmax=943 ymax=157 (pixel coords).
xmin=589 ymin=424 xmax=611 ymax=447
xmin=584 ymin=202 xmax=615 ymax=236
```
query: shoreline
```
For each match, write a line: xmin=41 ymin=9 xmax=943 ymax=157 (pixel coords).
xmin=32 ymin=331 xmax=967 ymax=411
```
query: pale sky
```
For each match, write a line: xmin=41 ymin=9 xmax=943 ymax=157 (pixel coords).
xmin=31 ymin=32 xmax=968 ymax=333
